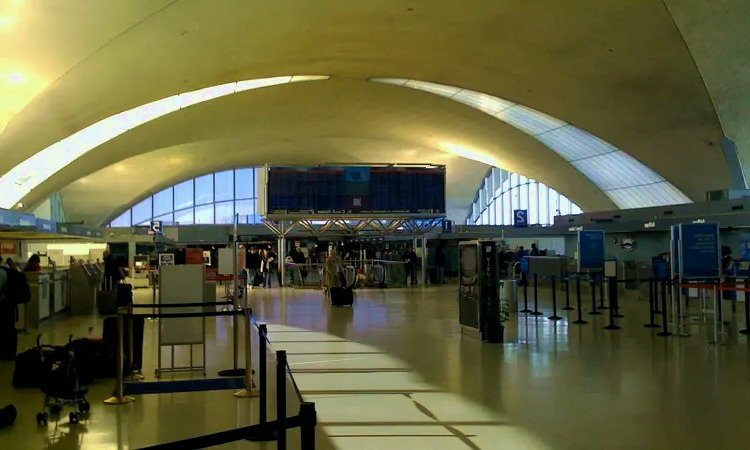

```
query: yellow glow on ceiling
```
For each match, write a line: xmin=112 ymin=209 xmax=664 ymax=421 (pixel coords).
xmin=439 ymin=142 xmax=502 ymax=167
xmin=0 ymin=16 xmax=15 ymax=31
xmin=0 ymin=70 xmax=48 ymax=136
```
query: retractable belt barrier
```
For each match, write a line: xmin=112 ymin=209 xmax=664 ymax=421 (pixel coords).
xmin=104 ymin=307 xmax=317 ymax=450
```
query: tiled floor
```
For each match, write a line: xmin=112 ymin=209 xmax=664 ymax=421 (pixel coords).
xmin=0 ymin=284 xmax=748 ymax=449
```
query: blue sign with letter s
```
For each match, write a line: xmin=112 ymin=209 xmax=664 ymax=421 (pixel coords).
xmin=513 ymin=209 xmax=528 ymax=228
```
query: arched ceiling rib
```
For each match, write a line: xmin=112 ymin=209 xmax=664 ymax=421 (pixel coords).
xmin=0 ymin=0 xmax=733 ymax=220
xmin=369 ymin=78 xmax=691 ymax=208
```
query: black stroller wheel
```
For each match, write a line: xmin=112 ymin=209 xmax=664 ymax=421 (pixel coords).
xmin=79 ymin=401 xmax=90 ymax=414
xmin=69 ymin=412 xmax=79 ymax=424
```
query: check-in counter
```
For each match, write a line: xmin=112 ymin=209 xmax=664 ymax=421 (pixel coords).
xmin=24 ymin=272 xmax=51 ymax=328
xmin=52 ymin=270 xmax=69 ymax=313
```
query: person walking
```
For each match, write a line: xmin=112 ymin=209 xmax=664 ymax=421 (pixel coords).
xmin=246 ymin=248 xmax=262 ymax=288
xmin=403 ymin=247 xmax=418 ymax=286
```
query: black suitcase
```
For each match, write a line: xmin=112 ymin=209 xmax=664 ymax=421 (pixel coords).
xmin=330 ymin=287 xmax=354 ymax=307
xmin=65 ymin=337 xmax=111 ymax=385
xmin=103 ymin=315 xmax=144 ymax=373
xmin=117 ymin=283 xmax=133 ymax=307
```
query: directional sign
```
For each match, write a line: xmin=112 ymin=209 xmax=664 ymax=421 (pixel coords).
xmin=149 ymin=220 xmax=163 ymax=235
xmin=678 ymin=223 xmax=720 ymax=279
xmin=577 ymin=230 xmax=605 ymax=270
xmin=513 ymin=209 xmax=528 ymax=228
xmin=158 ymin=253 xmax=175 ymax=266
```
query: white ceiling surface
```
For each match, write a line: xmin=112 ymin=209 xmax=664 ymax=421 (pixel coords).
xmin=61 ymin=138 xmax=489 ymax=226
xmin=0 ymin=0 xmax=731 ymax=221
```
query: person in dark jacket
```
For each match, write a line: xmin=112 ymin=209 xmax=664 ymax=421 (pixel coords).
xmin=403 ymin=247 xmax=418 ymax=285
xmin=435 ymin=247 xmax=447 ymax=284
xmin=246 ymin=248 xmax=262 ymax=287
xmin=530 ymin=243 xmax=540 ymax=256
xmin=102 ymin=250 xmax=123 ymax=291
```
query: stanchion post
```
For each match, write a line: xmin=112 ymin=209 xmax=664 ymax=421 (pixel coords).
xmin=520 ymin=275 xmax=531 ymax=313
xmin=104 ymin=309 xmax=135 ymax=405
xmin=530 ymin=274 xmax=543 ymax=316
xmin=300 ymin=402 xmax=317 ymax=450
xmin=613 ymin=278 xmax=624 ymax=318
xmin=740 ymin=281 xmax=750 ymax=335
xmin=277 ymin=350 xmax=288 ymax=449
xmin=548 ymin=275 xmax=562 ymax=321
xmin=604 ymin=276 xmax=620 ymax=330
xmin=655 ymin=279 xmax=665 ymax=314
xmin=235 ymin=308 xmax=259 ymax=398
xmin=645 ymin=278 xmax=659 ymax=328
xmin=589 ymin=275 xmax=602 ymax=315
xmin=563 ymin=276 xmax=573 ymax=310
xmin=657 ymin=281 xmax=672 ymax=337
xmin=247 ymin=323 xmax=278 ymax=442
xmin=124 ymin=303 xmax=144 ymax=381
xmin=598 ymin=273 xmax=608 ymax=310
xmin=573 ymin=278 xmax=587 ymax=324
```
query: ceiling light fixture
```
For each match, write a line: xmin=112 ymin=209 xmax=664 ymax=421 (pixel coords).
xmin=7 ymin=72 xmax=25 ymax=84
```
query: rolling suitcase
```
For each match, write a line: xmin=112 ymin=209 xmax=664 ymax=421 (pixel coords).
xmin=97 ymin=278 xmax=119 ymax=316
xmin=329 ymin=286 xmax=354 ymax=307
xmin=103 ymin=315 xmax=144 ymax=373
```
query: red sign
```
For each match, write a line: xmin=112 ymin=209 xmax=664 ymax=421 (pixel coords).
xmin=0 ymin=240 xmax=18 ymax=255
xmin=185 ymin=248 xmax=204 ymax=265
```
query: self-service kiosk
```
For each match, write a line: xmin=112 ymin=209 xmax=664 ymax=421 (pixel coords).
xmin=131 ymin=254 xmax=151 ymax=289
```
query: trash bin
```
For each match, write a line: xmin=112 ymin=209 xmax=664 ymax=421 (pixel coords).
xmin=500 ymin=278 xmax=518 ymax=313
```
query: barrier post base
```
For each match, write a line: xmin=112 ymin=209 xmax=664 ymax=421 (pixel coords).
xmin=529 ymin=311 xmax=543 ymax=316
xmin=562 ymin=306 xmax=574 ymax=311
xmin=246 ymin=428 xmax=279 ymax=442
xmin=604 ymin=325 xmax=621 ymax=330
xmin=613 ymin=313 xmax=625 ymax=318
xmin=739 ymin=329 xmax=750 ymax=335
xmin=573 ymin=319 xmax=588 ymax=325
xmin=103 ymin=396 xmax=135 ymax=405
xmin=218 ymin=369 xmax=246 ymax=377
xmin=520 ymin=308 xmax=533 ymax=313
xmin=644 ymin=323 xmax=660 ymax=328
xmin=548 ymin=315 xmax=563 ymax=321
xmin=588 ymin=311 xmax=602 ymax=315
xmin=234 ymin=388 xmax=260 ymax=398
xmin=656 ymin=331 xmax=673 ymax=337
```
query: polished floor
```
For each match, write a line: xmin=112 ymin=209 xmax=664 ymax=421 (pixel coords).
xmin=0 ymin=283 xmax=749 ymax=449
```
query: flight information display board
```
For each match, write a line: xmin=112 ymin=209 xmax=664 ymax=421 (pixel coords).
xmin=266 ymin=166 xmax=446 ymax=215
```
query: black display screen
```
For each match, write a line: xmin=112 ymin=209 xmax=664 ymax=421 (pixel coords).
xmin=266 ymin=166 xmax=446 ymax=215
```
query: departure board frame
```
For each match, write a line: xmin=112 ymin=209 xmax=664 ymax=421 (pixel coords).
xmin=263 ymin=164 xmax=447 ymax=219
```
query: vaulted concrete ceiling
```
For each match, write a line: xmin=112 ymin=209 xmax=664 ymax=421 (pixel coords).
xmin=0 ymin=0 xmax=741 ymax=225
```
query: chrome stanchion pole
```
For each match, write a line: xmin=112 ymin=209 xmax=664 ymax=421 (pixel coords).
xmin=235 ymin=308 xmax=259 ymax=398
xmin=277 ymin=350 xmax=288 ymax=449
xmin=104 ymin=308 xmax=135 ymax=405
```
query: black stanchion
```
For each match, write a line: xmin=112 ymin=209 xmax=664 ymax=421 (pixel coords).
xmin=604 ymin=276 xmax=620 ymax=330
xmin=247 ymin=324 xmax=278 ymax=442
xmin=562 ymin=276 xmax=574 ymax=310
xmin=598 ymin=273 xmax=608 ymax=310
xmin=644 ymin=278 xmax=659 ymax=328
xmin=589 ymin=276 xmax=602 ymax=315
xmin=656 ymin=282 xmax=672 ymax=337
xmin=613 ymin=280 xmax=624 ymax=318
xmin=573 ymin=278 xmax=588 ymax=325
xmin=277 ymin=350 xmax=288 ymax=449
xmin=530 ymin=274 xmax=543 ymax=316
xmin=654 ymin=280 xmax=665 ymax=314
xmin=740 ymin=282 xmax=750 ymax=336
xmin=548 ymin=275 xmax=562 ymax=321
xmin=520 ymin=275 xmax=532 ymax=313
xmin=300 ymin=402 xmax=317 ymax=450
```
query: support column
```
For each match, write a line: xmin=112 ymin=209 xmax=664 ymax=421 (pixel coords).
xmin=421 ymin=235 xmax=428 ymax=286
xmin=278 ymin=237 xmax=286 ymax=287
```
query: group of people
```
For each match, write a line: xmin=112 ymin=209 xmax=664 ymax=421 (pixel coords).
xmin=244 ymin=247 xmax=282 ymax=288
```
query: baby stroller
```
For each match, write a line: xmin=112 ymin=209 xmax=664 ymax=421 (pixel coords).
xmin=36 ymin=346 xmax=91 ymax=425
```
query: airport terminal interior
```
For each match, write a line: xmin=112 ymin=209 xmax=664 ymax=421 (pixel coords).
xmin=1 ymin=1 xmax=750 ymax=449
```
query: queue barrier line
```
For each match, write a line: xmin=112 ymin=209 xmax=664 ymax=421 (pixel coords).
xmin=130 ymin=301 xmax=233 ymax=308
xmin=105 ymin=307 xmax=318 ymax=450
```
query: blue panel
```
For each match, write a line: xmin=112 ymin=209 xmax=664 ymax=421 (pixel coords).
xmin=578 ymin=230 xmax=605 ymax=270
xmin=678 ymin=223 xmax=720 ymax=279
xmin=345 ymin=167 xmax=370 ymax=182
xmin=513 ymin=209 xmax=528 ymax=227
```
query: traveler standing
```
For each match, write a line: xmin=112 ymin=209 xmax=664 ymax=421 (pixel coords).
xmin=530 ymin=243 xmax=540 ymax=256
xmin=246 ymin=248 xmax=262 ymax=287
xmin=23 ymin=254 xmax=41 ymax=272
xmin=435 ymin=246 xmax=446 ymax=285
xmin=102 ymin=250 xmax=123 ymax=292
xmin=403 ymin=247 xmax=418 ymax=285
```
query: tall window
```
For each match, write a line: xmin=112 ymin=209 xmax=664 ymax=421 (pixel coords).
xmin=467 ymin=168 xmax=582 ymax=226
xmin=107 ymin=168 xmax=264 ymax=227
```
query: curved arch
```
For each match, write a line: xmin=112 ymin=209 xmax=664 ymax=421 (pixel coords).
xmin=0 ymin=75 xmax=330 ymax=209
xmin=369 ymin=78 xmax=692 ymax=209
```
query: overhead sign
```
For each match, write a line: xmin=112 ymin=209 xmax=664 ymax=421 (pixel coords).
xmin=678 ymin=223 xmax=720 ymax=279
xmin=577 ymin=230 xmax=605 ymax=270
xmin=513 ymin=209 xmax=528 ymax=228
xmin=643 ymin=221 xmax=656 ymax=229
xmin=149 ymin=220 xmax=163 ymax=235
xmin=0 ymin=240 xmax=18 ymax=255
xmin=442 ymin=219 xmax=453 ymax=233
xmin=158 ymin=253 xmax=175 ymax=266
